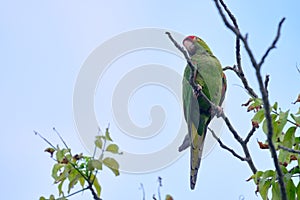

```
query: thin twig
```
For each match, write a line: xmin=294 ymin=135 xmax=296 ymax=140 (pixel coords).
xmin=34 ymin=130 xmax=56 ymax=149
xmin=222 ymin=65 xmax=236 ymax=71
xmin=258 ymin=18 xmax=286 ymax=69
xmin=213 ymin=0 xmax=258 ymax=70
xmin=215 ymin=0 xmax=258 ymax=98
xmin=139 ymin=183 xmax=146 ymax=200
xmin=157 ymin=177 xmax=162 ymax=200
xmin=244 ymin=127 xmax=257 ymax=144
xmin=221 ymin=113 xmax=257 ymax=174
xmin=296 ymin=63 xmax=300 ymax=74
xmin=215 ymin=0 xmax=257 ymax=98
xmin=272 ymin=110 xmax=298 ymax=126
xmin=53 ymin=127 xmax=71 ymax=153
xmin=278 ymin=145 xmax=300 ymax=154
xmin=56 ymin=187 xmax=90 ymax=200
xmin=264 ymin=75 xmax=270 ymax=95
xmin=220 ymin=113 xmax=243 ymax=143
xmin=208 ymin=128 xmax=247 ymax=161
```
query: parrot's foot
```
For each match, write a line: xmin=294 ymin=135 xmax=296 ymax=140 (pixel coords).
xmin=212 ymin=106 xmax=224 ymax=118
xmin=193 ymin=84 xmax=202 ymax=98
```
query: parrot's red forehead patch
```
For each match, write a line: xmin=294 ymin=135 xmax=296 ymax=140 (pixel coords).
xmin=184 ymin=35 xmax=197 ymax=41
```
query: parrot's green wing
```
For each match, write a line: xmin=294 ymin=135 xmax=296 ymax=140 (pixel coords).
xmin=181 ymin=36 xmax=226 ymax=190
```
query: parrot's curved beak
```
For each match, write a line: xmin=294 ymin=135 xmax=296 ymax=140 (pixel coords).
xmin=183 ymin=39 xmax=196 ymax=56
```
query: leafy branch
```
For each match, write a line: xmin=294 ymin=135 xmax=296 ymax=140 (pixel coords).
xmin=37 ymin=127 xmax=122 ymax=200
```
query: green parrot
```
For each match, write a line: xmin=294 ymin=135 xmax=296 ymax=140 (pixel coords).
xmin=178 ymin=35 xmax=227 ymax=190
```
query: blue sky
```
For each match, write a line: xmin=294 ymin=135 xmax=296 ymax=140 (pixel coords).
xmin=1 ymin=0 xmax=300 ymax=199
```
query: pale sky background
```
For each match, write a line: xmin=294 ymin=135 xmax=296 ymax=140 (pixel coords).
xmin=1 ymin=0 xmax=300 ymax=199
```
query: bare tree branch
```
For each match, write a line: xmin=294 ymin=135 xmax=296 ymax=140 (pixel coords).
xmin=292 ymin=94 xmax=300 ymax=105
xmin=278 ymin=145 xmax=300 ymax=154
xmin=258 ymin=18 xmax=286 ymax=69
xmin=221 ymin=113 xmax=257 ymax=173
xmin=34 ymin=130 xmax=56 ymax=149
xmin=213 ymin=0 xmax=258 ymax=98
xmin=254 ymin=35 xmax=286 ymax=200
xmin=264 ymin=75 xmax=270 ymax=95
xmin=157 ymin=177 xmax=162 ymax=200
xmin=208 ymin=128 xmax=248 ymax=161
xmin=139 ymin=183 xmax=146 ymax=200
xmin=213 ymin=0 xmax=258 ymax=70
xmin=213 ymin=0 xmax=287 ymax=199
xmin=244 ymin=127 xmax=257 ymax=144
xmin=296 ymin=63 xmax=300 ymax=74
xmin=222 ymin=65 xmax=236 ymax=71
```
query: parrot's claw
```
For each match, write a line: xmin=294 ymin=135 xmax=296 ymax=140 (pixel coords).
xmin=193 ymin=84 xmax=202 ymax=98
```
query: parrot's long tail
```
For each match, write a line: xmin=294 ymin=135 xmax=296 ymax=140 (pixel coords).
xmin=190 ymin=123 xmax=206 ymax=190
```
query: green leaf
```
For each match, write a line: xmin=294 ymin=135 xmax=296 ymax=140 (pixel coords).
xmin=283 ymin=126 xmax=296 ymax=148
xmin=252 ymin=109 xmax=265 ymax=124
xmin=79 ymin=176 xmax=85 ymax=188
xmin=258 ymin=170 xmax=276 ymax=200
xmin=87 ymin=160 xmax=95 ymax=171
xmin=55 ymin=147 xmax=70 ymax=163
xmin=68 ymin=174 xmax=80 ymax=194
xmin=291 ymin=113 xmax=300 ymax=125
xmin=52 ymin=163 xmax=64 ymax=180
xmin=94 ymin=137 xmax=103 ymax=149
xmin=106 ymin=144 xmax=120 ymax=154
xmin=278 ymin=149 xmax=289 ymax=164
xmin=56 ymin=147 xmax=64 ymax=163
xmin=254 ymin=98 xmax=263 ymax=106
xmin=286 ymin=178 xmax=296 ymax=200
xmin=262 ymin=170 xmax=275 ymax=181
xmin=90 ymin=174 xmax=101 ymax=197
xmin=49 ymin=194 xmax=55 ymax=200
xmin=58 ymin=179 xmax=65 ymax=196
xmin=262 ymin=114 xmax=277 ymax=134
xmin=259 ymin=179 xmax=271 ymax=200
xmin=289 ymin=166 xmax=300 ymax=175
xmin=39 ymin=197 xmax=46 ymax=200
xmin=103 ymin=157 xmax=120 ymax=176
xmin=278 ymin=126 xmax=296 ymax=163
xmin=87 ymin=159 xmax=102 ymax=171
xmin=105 ymin=128 xmax=113 ymax=141
xmin=295 ymin=136 xmax=300 ymax=145
xmin=254 ymin=171 xmax=263 ymax=184
xmin=272 ymin=102 xmax=278 ymax=111
xmin=275 ymin=110 xmax=289 ymax=135
xmin=271 ymin=182 xmax=281 ymax=200
xmin=297 ymin=182 xmax=300 ymax=199
xmin=296 ymin=107 xmax=300 ymax=115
